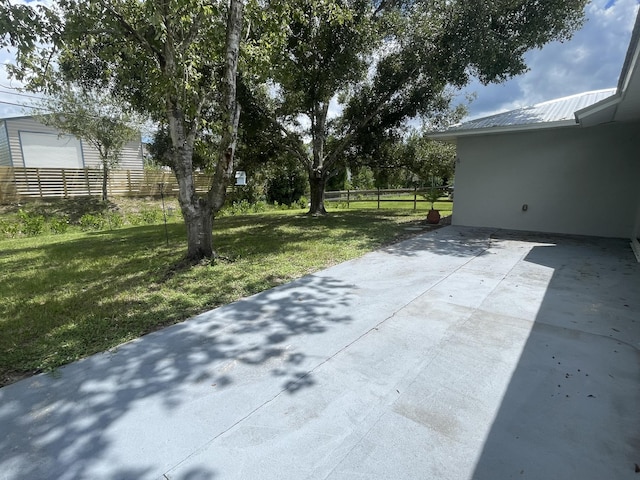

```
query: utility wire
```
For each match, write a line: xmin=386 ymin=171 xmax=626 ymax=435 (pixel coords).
xmin=0 ymin=88 xmax=44 ymax=100
xmin=0 ymin=99 xmax=40 ymax=109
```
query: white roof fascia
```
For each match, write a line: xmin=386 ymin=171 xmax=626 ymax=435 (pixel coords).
xmin=574 ymin=94 xmax=620 ymax=126
xmin=428 ymin=119 xmax=578 ymax=141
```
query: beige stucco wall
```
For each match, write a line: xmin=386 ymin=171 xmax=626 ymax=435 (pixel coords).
xmin=452 ymin=121 xmax=640 ymax=238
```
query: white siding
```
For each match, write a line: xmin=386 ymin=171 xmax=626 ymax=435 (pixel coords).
xmin=80 ymin=137 xmax=144 ymax=170
xmin=3 ymin=116 xmax=143 ymax=170
xmin=0 ymin=121 xmax=11 ymax=167
xmin=452 ymin=121 xmax=640 ymax=238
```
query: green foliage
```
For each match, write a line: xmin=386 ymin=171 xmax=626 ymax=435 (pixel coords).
xmin=49 ymin=217 xmax=70 ymax=234
xmin=35 ymin=85 xmax=142 ymax=201
xmin=2 ymin=0 xmax=267 ymax=259
xmin=17 ymin=209 xmax=45 ymax=236
xmin=146 ymin=126 xmax=214 ymax=172
xmin=404 ymin=132 xmax=457 ymax=188
xmin=220 ymin=199 xmax=270 ymax=217
xmin=421 ymin=188 xmax=443 ymax=210
xmin=348 ymin=167 xmax=376 ymax=190
xmin=105 ymin=212 xmax=124 ymax=229
xmin=139 ymin=208 xmax=163 ymax=225
xmin=266 ymin=168 xmax=308 ymax=206
xmin=79 ymin=213 xmax=107 ymax=231
xmin=0 ymin=219 xmax=20 ymax=238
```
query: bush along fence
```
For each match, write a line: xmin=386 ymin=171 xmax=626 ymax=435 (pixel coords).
xmin=325 ymin=187 xmax=452 ymax=210
xmin=0 ymin=167 xmax=214 ymax=204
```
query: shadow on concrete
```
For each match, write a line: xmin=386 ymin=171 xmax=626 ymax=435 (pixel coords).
xmin=0 ymin=274 xmax=354 ymax=480
xmin=382 ymin=226 xmax=497 ymax=258
xmin=471 ymin=234 xmax=640 ymax=478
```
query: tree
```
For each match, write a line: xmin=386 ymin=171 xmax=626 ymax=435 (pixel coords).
xmin=403 ymin=128 xmax=458 ymax=188
xmin=37 ymin=86 xmax=141 ymax=201
xmin=255 ymin=0 xmax=587 ymax=215
xmin=2 ymin=0 xmax=248 ymax=262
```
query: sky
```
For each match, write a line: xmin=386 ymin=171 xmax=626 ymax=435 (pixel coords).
xmin=1 ymin=0 xmax=639 ymax=121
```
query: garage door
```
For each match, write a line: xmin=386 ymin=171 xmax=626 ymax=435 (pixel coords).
xmin=19 ymin=131 xmax=84 ymax=168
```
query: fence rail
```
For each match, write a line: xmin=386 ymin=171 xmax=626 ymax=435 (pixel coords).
xmin=0 ymin=167 xmax=215 ymax=204
xmin=325 ymin=187 xmax=452 ymax=209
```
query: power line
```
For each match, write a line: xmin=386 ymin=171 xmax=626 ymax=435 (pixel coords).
xmin=0 ymin=99 xmax=41 ymax=109
xmin=0 ymin=88 xmax=43 ymax=100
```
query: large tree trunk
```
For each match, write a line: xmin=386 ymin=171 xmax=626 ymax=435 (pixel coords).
xmin=166 ymin=0 xmax=243 ymax=263
xmin=183 ymin=198 xmax=214 ymax=260
xmin=174 ymin=147 xmax=215 ymax=261
xmin=307 ymin=101 xmax=330 ymax=215
xmin=308 ymin=167 xmax=328 ymax=216
xmin=209 ymin=0 xmax=243 ymax=213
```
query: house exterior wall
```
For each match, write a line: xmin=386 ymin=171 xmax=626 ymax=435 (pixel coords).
xmin=2 ymin=116 xmax=143 ymax=169
xmin=452 ymin=121 xmax=640 ymax=238
xmin=0 ymin=121 xmax=11 ymax=167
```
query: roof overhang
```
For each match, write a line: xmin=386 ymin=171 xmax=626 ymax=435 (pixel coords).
xmin=574 ymin=94 xmax=620 ymax=127
xmin=428 ymin=119 xmax=578 ymax=142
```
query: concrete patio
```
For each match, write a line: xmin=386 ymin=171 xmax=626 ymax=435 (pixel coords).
xmin=1 ymin=226 xmax=638 ymax=480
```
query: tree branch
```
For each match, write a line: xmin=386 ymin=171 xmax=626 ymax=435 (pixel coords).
xmin=98 ymin=0 xmax=165 ymax=64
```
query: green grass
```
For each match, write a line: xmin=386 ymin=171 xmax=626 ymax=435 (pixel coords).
xmin=0 ymin=205 xmax=435 ymax=386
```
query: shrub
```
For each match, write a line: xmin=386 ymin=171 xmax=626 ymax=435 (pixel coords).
xmin=49 ymin=217 xmax=69 ymax=234
xmin=106 ymin=212 xmax=124 ymax=229
xmin=0 ymin=219 xmax=20 ymax=238
xmin=79 ymin=213 xmax=106 ymax=231
xmin=251 ymin=200 xmax=268 ymax=213
xmin=139 ymin=208 xmax=163 ymax=225
xmin=18 ymin=210 xmax=45 ymax=236
xmin=297 ymin=196 xmax=309 ymax=209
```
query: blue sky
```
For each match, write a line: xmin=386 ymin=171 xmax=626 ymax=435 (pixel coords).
xmin=1 ymin=0 xmax=639 ymax=121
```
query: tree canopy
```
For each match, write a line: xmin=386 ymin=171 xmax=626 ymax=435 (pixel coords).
xmin=249 ymin=0 xmax=587 ymax=214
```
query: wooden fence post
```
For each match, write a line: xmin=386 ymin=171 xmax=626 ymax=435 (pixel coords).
xmin=413 ymin=185 xmax=417 ymax=211
xmin=61 ymin=169 xmax=68 ymax=198
xmin=36 ymin=168 xmax=43 ymax=198
xmin=377 ymin=187 xmax=380 ymax=209
xmin=347 ymin=189 xmax=350 ymax=208
xmin=85 ymin=168 xmax=91 ymax=196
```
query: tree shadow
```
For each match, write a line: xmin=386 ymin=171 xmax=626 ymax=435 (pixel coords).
xmin=381 ymin=225 xmax=499 ymax=257
xmin=0 ymin=272 xmax=355 ymax=479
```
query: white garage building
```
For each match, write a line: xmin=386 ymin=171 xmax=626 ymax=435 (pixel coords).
xmin=0 ymin=115 xmax=143 ymax=170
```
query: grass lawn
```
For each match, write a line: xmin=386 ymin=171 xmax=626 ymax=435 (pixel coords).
xmin=0 ymin=204 xmax=441 ymax=386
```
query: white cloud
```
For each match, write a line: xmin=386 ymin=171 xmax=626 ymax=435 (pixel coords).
xmin=458 ymin=0 xmax=640 ymax=120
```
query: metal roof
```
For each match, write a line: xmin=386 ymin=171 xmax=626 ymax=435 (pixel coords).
xmin=436 ymin=88 xmax=617 ymax=136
